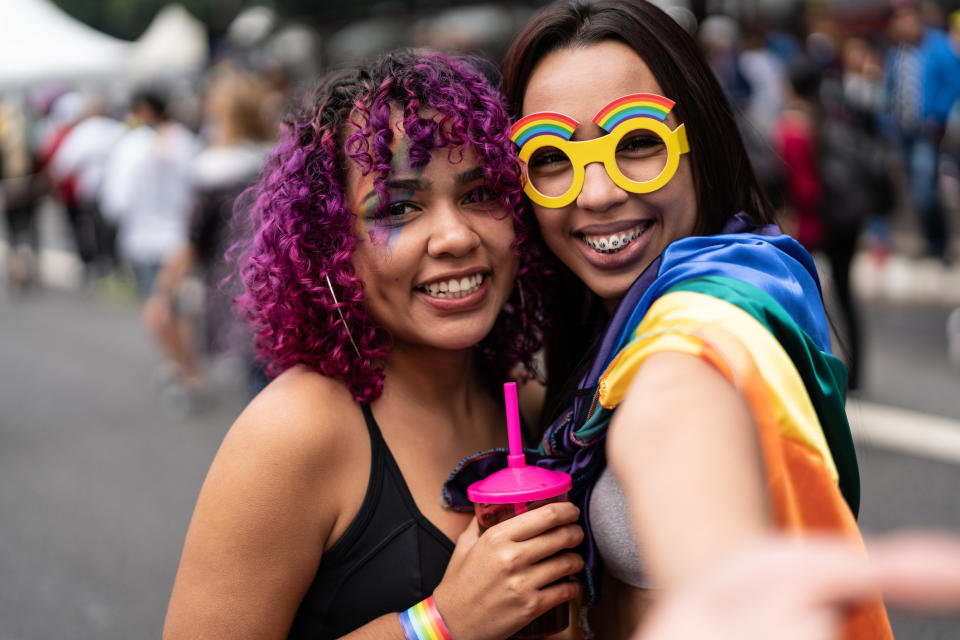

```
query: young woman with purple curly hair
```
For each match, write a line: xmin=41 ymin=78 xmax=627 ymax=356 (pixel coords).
xmin=162 ymin=51 xmax=584 ymax=639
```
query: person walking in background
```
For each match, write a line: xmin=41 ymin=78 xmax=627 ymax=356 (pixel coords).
xmin=943 ymin=11 xmax=960 ymax=368
xmin=772 ymin=57 xmax=824 ymax=253
xmin=839 ymin=37 xmax=895 ymax=265
xmin=34 ymin=92 xmax=96 ymax=282
xmin=48 ymin=95 xmax=126 ymax=284
xmin=884 ymin=2 xmax=960 ymax=262
xmin=0 ymin=96 xmax=42 ymax=292
xmin=736 ymin=18 xmax=788 ymax=211
xmin=142 ymin=68 xmax=277 ymax=403
xmin=100 ymin=90 xmax=201 ymax=401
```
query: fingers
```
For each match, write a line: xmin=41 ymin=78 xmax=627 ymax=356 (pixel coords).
xmin=868 ymin=533 xmax=960 ymax=611
xmin=455 ymin=516 xmax=481 ymax=548
xmin=514 ymin=523 xmax=584 ymax=565
xmin=486 ymin=501 xmax=581 ymax=543
xmin=526 ymin=551 xmax=585 ymax=588
xmin=536 ymin=577 xmax=582 ymax=613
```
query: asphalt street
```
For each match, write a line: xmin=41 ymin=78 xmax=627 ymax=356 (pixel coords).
xmin=1 ymin=277 xmax=959 ymax=638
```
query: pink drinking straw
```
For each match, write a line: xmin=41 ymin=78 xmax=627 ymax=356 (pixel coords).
xmin=504 ymin=382 xmax=526 ymax=469
xmin=467 ymin=383 xmax=571 ymax=509
xmin=503 ymin=382 xmax=528 ymax=512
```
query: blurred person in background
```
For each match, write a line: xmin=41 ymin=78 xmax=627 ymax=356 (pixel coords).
xmin=737 ymin=18 xmax=788 ymax=211
xmin=142 ymin=67 xmax=277 ymax=403
xmin=837 ymin=37 xmax=895 ymax=264
xmin=0 ymin=96 xmax=42 ymax=292
xmin=100 ymin=90 xmax=201 ymax=401
xmin=698 ymin=15 xmax=751 ymax=113
xmin=773 ymin=57 xmax=824 ymax=253
xmin=34 ymin=91 xmax=94 ymax=280
xmin=776 ymin=49 xmax=880 ymax=392
xmin=943 ymin=11 xmax=960 ymax=368
xmin=883 ymin=1 xmax=960 ymax=262
xmin=48 ymin=94 xmax=126 ymax=285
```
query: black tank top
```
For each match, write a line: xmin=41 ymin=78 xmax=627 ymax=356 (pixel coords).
xmin=287 ymin=405 xmax=455 ymax=639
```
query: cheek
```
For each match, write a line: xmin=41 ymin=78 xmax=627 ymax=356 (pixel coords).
xmin=654 ymin=161 xmax=697 ymax=234
xmin=365 ymin=218 xmax=404 ymax=249
xmin=532 ymin=206 xmax=573 ymax=260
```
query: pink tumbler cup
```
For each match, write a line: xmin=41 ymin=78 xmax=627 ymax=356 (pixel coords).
xmin=467 ymin=383 xmax=574 ymax=639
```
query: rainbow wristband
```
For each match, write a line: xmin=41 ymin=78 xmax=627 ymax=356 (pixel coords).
xmin=398 ymin=595 xmax=454 ymax=640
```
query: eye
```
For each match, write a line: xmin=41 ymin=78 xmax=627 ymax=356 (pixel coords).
xmin=616 ymin=131 xmax=664 ymax=155
xmin=528 ymin=146 xmax=571 ymax=171
xmin=386 ymin=201 xmax=418 ymax=217
xmin=368 ymin=200 xmax=418 ymax=227
xmin=462 ymin=184 xmax=500 ymax=206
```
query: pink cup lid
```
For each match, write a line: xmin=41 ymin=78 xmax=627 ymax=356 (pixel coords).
xmin=467 ymin=382 xmax=572 ymax=504
xmin=467 ymin=464 xmax=572 ymax=504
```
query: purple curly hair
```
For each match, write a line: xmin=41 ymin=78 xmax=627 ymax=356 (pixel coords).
xmin=235 ymin=50 xmax=549 ymax=403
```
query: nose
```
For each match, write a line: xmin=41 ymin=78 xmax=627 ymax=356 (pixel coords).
xmin=426 ymin=206 xmax=481 ymax=258
xmin=575 ymin=161 xmax=629 ymax=212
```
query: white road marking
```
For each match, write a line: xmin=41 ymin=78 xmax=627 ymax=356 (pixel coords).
xmin=848 ymin=399 xmax=960 ymax=465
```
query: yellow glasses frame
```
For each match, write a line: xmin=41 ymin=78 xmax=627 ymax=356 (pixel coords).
xmin=516 ymin=118 xmax=690 ymax=209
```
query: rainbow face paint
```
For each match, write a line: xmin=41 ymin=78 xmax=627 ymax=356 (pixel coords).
xmin=510 ymin=92 xmax=690 ymax=208
xmin=362 ymin=139 xmax=421 ymax=249
xmin=363 ymin=191 xmax=412 ymax=249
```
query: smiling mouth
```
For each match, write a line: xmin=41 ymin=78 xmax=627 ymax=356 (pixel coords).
xmin=417 ymin=273 xmax=486 ymax=299
xmin=578 ymin=221 xmax=652 ymax=254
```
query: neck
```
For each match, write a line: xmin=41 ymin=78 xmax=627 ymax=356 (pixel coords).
xmin=376 ymin=342 xmax=495 ymax=434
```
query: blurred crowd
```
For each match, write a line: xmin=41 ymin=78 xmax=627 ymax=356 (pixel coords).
xmin=0 ymin=60 xmax=285 ymax=409
xmin=2 ymin=0 xmax=960 ymax=410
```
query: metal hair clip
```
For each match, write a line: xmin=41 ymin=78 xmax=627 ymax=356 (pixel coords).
xmin=325 ymin=274 xmax=362 ymax=360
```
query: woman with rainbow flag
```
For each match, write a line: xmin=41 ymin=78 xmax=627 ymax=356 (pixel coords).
xmin=446 ymin=2 xmax=892 ymax=638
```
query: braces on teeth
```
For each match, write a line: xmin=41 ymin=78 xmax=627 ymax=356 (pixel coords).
xmin=582 ymin=227 xmax=646 ymax=254
xmin=420 ymin=274 xmax=485 ymax=298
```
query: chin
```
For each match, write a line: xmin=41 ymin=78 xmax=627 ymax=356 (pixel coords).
xmin=582 ymin=271 xmax=640 ymax=304
xmin=428 ymin=322 xmax=498 ymax=352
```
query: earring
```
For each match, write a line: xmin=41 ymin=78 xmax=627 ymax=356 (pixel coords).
xmin=325 ymin=274 xmax=362 ymax=360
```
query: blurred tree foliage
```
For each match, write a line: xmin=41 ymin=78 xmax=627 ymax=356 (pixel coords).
xmin=53 ymin=0 xmax=510 ymax=42
xmin=52 ymin=0 xmax=246 ymax=40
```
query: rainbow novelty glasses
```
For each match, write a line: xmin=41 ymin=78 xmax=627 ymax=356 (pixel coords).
xmin=510 ymin=93 xmax=690 ymax=208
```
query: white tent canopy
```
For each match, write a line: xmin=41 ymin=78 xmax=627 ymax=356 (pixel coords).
xmin=0 ymin=0 xmax=207 ymax=90
xmin=129 ymin=4 xmax=208 ymax=79
xmin=0 ymin=0 xmax=131 ymax=88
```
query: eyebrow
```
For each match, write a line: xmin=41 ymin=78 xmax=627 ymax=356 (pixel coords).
xmin=454 ymin=166 xmax=486 ymax=186
xmin=361 ymin=178 xmax=429 ymax=203
xmin=361 ymin=167 xmax=487 ymax=203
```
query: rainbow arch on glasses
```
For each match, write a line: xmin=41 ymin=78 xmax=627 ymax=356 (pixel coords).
xmin=592 ymin=93 xmax=675 ymax=132
xmin=510 ymin=112 xmax=579 ymax=147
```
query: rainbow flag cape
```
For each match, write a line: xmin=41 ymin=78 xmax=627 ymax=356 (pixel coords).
xmin=444 ymin=214 xmax=891 ymax=638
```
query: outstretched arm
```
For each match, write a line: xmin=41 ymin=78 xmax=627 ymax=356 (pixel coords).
xmin=606 ymin=350 xmax=771 ymax=591
xmin=635 ymin=532 xmax=960 ymax=640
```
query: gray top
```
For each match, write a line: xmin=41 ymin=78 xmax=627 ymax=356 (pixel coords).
xmin=588 ymin=466 xmax=651 ymax=589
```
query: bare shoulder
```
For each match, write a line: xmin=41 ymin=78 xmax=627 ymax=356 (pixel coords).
xmin=164 ymin=367 xmax=368 ymax=636
xmin=198 ymin=365 xmax=368 ymax=541
xmin=227 ymin=365 xmax=363 ymax=468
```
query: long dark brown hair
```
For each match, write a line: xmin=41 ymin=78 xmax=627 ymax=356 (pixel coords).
xmin=502 ymin=0 xmax=778 ymax=427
